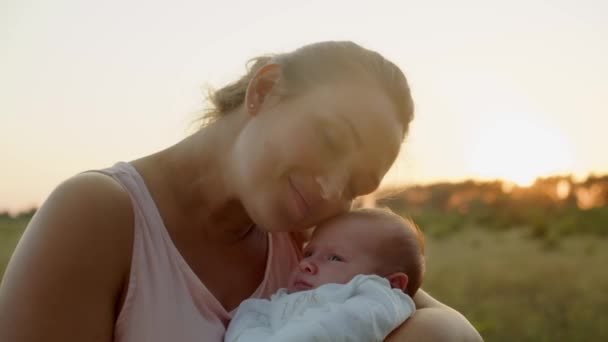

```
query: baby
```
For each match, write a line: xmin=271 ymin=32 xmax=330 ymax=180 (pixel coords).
xmin=225 ymin=208 xmax=426 ymax=342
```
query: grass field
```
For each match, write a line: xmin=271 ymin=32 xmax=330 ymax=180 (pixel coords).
xmin=2 ymin=218 xmax=607 ymax=341
xmin=423 ymin=228 xmax=608 ymax=341
xmin=0 ymin=217 xmax=29 ymax=280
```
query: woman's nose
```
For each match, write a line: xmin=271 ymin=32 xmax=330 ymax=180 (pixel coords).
xmin=316 ymin=175 xmax=349 ymax=202
xmin=299 ymin=259 xmax=317 ymax=275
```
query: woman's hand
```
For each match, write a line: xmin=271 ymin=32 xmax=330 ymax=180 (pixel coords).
xmin=385 ymin=289 xmax=483 ymax=342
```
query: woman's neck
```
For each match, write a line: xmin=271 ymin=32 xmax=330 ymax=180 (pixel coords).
xmin=137 ymin=112 xmax=255 ymax=244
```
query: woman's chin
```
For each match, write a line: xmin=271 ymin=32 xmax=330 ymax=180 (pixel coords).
xmin=258 ymin=222 xmax=305 ymax=233
xmin=253 ymin=215 xmax=296 ymax=233
xmin=256 ymin=210 xmax=312 ymax=232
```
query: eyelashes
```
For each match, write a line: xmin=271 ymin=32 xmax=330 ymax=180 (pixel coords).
xmin=320 ymin=124 xmax=348 ymax=156
xmin=302 ymin=249 xmax=344 ymax=262
xmin=322 ymin=128 xmax=340 ymax=154
xmin=327 ymin=255 xmax=344 ymax=262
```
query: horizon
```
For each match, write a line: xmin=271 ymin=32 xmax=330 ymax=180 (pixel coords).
xmin=3 ymin=171 xmax=606 ymax=215
xmin=2 ymin=0 xmax=607 ymax=212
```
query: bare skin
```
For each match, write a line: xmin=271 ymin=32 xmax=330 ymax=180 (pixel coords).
xmin=388 ymin=291 xmax=483 ymax=341
xmin=0 ymin=62 xmax=482 ymax=341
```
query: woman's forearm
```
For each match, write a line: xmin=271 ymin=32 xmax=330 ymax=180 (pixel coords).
xmin=386 ymin=307 xmax=482 ymax=342
xmin=413 ymin=289 xmax=449 ymax=309
xmin=385 ymin=289 xmax=483 ymax=342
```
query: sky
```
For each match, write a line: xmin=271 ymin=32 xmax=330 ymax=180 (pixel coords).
xmin=1 ymin=0 xmax=607 ymax=212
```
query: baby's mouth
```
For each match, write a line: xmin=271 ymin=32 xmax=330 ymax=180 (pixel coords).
xmin=292 ymin=277 xmax=313 ymax=291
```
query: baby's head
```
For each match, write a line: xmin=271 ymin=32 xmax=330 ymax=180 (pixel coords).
xmin=287 ymin=208 xmax=425 ymax=297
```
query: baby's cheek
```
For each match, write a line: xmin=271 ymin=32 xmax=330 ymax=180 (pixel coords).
xmin=334 ymin=269 xmax=356 ymax=284
xmin=288 ymin=269 xmax=299 ymax=282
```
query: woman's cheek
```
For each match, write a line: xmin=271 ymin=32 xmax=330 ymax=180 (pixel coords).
xmin=290 ymin=133 xmax=328 ymax=169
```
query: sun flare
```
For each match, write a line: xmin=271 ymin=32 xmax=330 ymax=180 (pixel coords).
xmin=465 ymin=114 xmax=574 ymax=187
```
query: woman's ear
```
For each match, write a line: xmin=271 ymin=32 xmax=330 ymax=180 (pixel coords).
xmin=386 ymin=272 xmax=408 ymax=291
xmin=245 ymin=63 xmax=281 ymax=116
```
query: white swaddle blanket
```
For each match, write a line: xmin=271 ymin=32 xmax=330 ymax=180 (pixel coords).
xmin=225 ymin=274 xmax=415 ymax=342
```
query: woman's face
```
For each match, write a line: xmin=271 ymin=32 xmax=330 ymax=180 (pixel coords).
xmin=232 ymin=79 xmax=404 ymax=232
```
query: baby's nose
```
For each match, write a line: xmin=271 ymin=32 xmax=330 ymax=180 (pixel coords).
xmin=299 ymin=259 xmax=317 ymax=275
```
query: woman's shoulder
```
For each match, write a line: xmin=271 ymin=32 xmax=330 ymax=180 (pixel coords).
xmin=43 ymin=171 xmax=135 ymax=234
xmin=58 ymin=169 xmax=131 ymax=198
xmin=37 ymin=171 xmax=136 ymax=264
xmin=0 ymin=172 xmax=135 ymax=340
xmin=19 ymin=171 xmax=136 ymax=285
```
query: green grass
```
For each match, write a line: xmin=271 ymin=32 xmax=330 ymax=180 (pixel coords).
xmin=0 ymin=217 xmax=28 ymax=280
xmin=423 ymin=228 xmax=608 ymax=341
xmin=1 ymin=218 xmax=607 ymax=340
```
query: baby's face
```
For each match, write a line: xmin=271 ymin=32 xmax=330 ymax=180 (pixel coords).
xmin=287 ymin=215 xmax=384 ymax=293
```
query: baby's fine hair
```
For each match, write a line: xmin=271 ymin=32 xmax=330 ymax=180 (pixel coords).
xmin=349 ymin=207 xmax=425 ymax=297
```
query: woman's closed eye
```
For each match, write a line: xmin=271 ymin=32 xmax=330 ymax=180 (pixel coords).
xmin=321 ymin=126 xmax=346 ymax=155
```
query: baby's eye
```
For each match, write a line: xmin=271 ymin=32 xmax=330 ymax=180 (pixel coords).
xmin=303 ymin=250 xmax=313 ymax=258
xmin=328 ymin=255 xmax=343 ymax=262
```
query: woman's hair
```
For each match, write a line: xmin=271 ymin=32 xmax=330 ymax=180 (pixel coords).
xmin=203 ymin=41 xmax=415 ymax=135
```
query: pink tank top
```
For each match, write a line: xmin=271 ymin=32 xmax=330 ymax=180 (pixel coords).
xmin=95 ymin=162 xmax=302 ymax=342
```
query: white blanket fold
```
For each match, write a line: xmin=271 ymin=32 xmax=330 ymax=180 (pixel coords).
xmin=225 ymin=274 xmax=415 ymax=342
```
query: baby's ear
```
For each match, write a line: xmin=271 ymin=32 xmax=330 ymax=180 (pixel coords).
xmin=386 ymin=272 xmax=408 ymax=291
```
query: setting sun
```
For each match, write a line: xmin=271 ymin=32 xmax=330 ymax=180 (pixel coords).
xmin=465 ymin=113 xmax=575 ymax=186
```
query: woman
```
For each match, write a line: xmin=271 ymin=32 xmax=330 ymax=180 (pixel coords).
xmin=0 ymin=41 xmax=481 ymax=341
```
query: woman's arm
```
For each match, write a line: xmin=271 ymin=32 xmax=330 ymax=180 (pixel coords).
xmin=385 ymin=289 xmax=483 ymax=342
xmin=0 ymin=173 xmax=134 ymax=342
